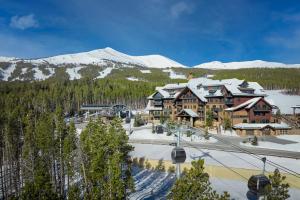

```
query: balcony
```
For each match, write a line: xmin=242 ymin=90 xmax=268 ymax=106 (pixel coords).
xmin=253 ymin=107 xmax=270 ymax=112
xmin=176 ymin=101 xmax=182 ymax=105
xmin=153 ymin=101 xmax=163 ymax=106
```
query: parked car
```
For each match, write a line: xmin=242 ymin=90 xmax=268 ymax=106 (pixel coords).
xmin=169 ymin=142 xmax=177 ymax=146
xmin=155 ymin=125 xmax=164 ymax=134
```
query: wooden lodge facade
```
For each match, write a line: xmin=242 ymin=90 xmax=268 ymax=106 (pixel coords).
xmin=146 ymin=78 xmax=290 ymax=136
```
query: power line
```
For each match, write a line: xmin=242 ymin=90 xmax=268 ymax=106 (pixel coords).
xmin=210 ymin=134 xmax=300 ymax=178
xmin=190 ymin=127 xmax=300 ymax=179
xmin=179 ymin=134 xmax=249 ymax=181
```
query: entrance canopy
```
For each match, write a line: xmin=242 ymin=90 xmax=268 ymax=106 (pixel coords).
xmin=177 ymin=109 xmax=199 ymax=118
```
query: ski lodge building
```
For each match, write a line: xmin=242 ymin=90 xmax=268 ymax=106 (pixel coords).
xmin=146 ymin=78 xmax=291 ymax=136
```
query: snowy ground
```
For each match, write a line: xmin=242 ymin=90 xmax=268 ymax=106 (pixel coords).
xmin=1 ymin=63 xmax=16 ymax=81
xmin=209 ymin=128 xmax=238 ymax=137
xmin=162 ymin=69 xmax=186 ymax=79
xmin=210 ymin=177 xmax=300 ymax=200
xmin=129 ymin=166 xmax=300 ymax=200
xmin=131 ymin=143 xmax=300 ymax=174
xmin=66 ymin=66 xmax=83 ymax=80
xmin=127 ymin=77 xmax=140 ymax=81
xmin=131 ymin=143 xmax=300 ymax=199
xmin=125 ymin=124 xmax=217 ymax=143
xmin=140 ymin=69 xmax=151 ymax=74
xmin=241 ymin=135 xmax=300 ymax=152
xmin=265 ymin=90 xmax=300 ymax=114
xmin=33 ymin=67 xmax=55 ymax=80
xmin=278 ymin=135 xmax=300 ymax=143
xmin=129 ymin=167 xmax=175 ymax=200
xmin=97 ymin=67 xmax=112 ymax=78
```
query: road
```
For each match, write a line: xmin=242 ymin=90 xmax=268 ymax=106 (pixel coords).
xmin=75 ymin=122 xmax=300 ymax=159
xmin=129 ymin=126 xmax=300 ymax=159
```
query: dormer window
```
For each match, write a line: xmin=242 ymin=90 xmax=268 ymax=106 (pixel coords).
xmin=209 ymin=89 xmax=217 ymax=95
xmin=239 ymin=81 xmax=249 ymax=88
xmin=197 ymin=84 xmax=202 ymax=90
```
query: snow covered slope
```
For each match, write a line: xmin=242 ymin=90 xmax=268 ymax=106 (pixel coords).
xmin=25 ymin=47 xmax=185 ymax=68
xmin=131 ymin=55 xmax=185 ymax=68
xmin=0 ymin=56 xmax=18 ymax=62
xmin=194 ymin=60 xmax=300 ymax=69
xmin=33 ymin=47 xmax=143 ymax=66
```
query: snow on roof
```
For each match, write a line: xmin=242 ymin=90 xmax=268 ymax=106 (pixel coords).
xmin=233 ymin=122 xmax=291 ymax=130
xmin=149 ymin=78 xmax=266 ymax=103
xmin=225 ymin=97 xmax=262 ymax=111
xmin=178 ymin=109 xmax=199 ymax=117
xmin=163 ymin=83 xmax=187 ymax=89
xmin=189 ymin=87 xmax=208 ymax=102
xmin=226 ymin=97 xmax=274 ymax=112
xmin=188 ymin=78 xmax=265 ymax=97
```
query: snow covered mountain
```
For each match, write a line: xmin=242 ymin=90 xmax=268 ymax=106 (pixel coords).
xmin=194 ymin=60 xmax=300 ymax=69
xmin=0 ymin=56 xmax=18 ymax=62
xmin=1 ymin=47 xmax=300 ymax=81
xmin=23 ymin=47 xmax=185 ymax=68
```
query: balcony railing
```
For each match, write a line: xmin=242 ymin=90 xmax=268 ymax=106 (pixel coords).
xmin=253 ymin=107 xmax=270 ymax=112
xmin=153 ymin=101 xmax=163 ymax=106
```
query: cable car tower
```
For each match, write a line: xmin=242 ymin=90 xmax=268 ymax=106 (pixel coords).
xmin=171 ymin=124 xmax=187 ymax=179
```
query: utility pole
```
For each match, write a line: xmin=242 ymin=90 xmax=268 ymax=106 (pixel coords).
xmin=176 ymin=125 xmax=181 ymax=179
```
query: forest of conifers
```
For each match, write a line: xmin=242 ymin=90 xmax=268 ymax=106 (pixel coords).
xmin=0 ymin=67 xmax=299 ymax=198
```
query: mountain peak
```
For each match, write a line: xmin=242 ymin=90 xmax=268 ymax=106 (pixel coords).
xmin=193 ymin=60 xmax=300 ymax=69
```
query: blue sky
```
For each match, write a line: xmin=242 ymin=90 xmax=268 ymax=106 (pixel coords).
xmin=1 ymin=0 xmax=300 ymax=66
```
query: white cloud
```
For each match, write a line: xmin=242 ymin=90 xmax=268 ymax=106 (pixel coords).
xmin=10 ymin=14 xmax=39 ymax=30
xmin=170 ymin=2 xmax=193 ymax=18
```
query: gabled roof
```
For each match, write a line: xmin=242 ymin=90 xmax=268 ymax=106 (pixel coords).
xmin=177 ymin=109 xmax=199 ymax=117
xmin=225 ymin=97 xmax=273 ymax=112
xmin=147 ymin=83 xmax=186 ymax=99
xmin=174 ymin=86 xmax=207 ymax=102
xmin=188 ymin=78 xmax=266 ymax=97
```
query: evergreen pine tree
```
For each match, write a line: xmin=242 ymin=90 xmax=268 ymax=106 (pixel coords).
xmin=168 ymin=159 xmax=230 ymax=200
xmin=266 ymin=168 xmax=290 ymax=200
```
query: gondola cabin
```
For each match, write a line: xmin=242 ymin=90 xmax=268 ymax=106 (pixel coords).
xmin=171 ymin=147 xmax=186 ymax=164
xmin=248 ymin=174 xmax=270 ymax=195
